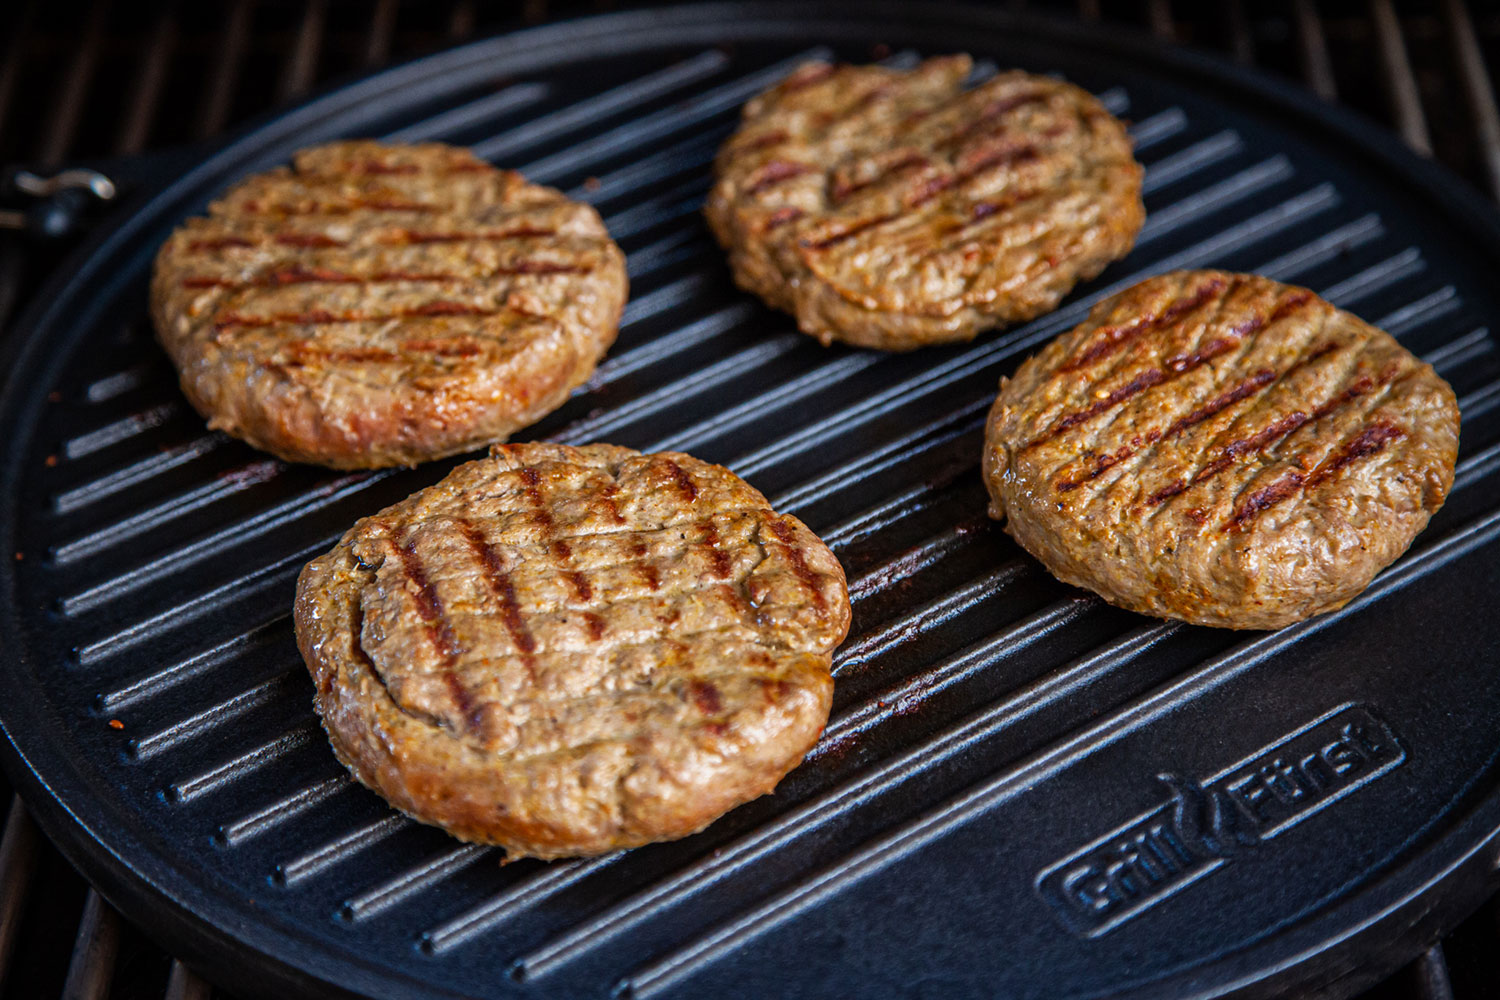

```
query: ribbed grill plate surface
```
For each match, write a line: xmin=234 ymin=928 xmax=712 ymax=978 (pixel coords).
xmin=4 ymin=6 xmax=1500 ymax=999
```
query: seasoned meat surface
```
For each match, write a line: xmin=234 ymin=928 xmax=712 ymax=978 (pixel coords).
xmin=294 ymin=442 xmax=850 ymax=859
xmin=983 ymin=270 xmax=1459 ymax=629
xmin=152 ymin=141 xmax=627 ymax=468
xmin=706 ymin=55 xmax=1144 ymax=350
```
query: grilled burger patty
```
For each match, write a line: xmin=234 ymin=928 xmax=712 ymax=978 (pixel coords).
xmin=151 ymin=141 xmax=627 ymax=469
xmin=982 ymin=270 xmax=1459 ymax=629
xmin=706 ymin=55 xmax=1144 ymax=351
xmin=294 ymin=442 xmax=850 ymax=859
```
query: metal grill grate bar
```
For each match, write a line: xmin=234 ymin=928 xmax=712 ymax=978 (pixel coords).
xmin=275 ymin=816 xmax=410 ymax=886
xmin=130 ymin=672 xmax=300 ymax=761
xmin=1370 ymin=0 xmax=1432 ymax=155
xmin=170 ymin=725 xmax=318 ymax=804
xmin=1134 ymin=156 xmax=1296 ymax=245
xmin=217 ymin=776 xmax=349 ymax=847
xmin=84 ymin=364 xmax=152 ymax=404
xmin=574 ymin=131 xmax=727 ymax=204
xmin=63 ymin=402 xmax=181 ymax=461
xmin=846 ymin=520 xmax=983 ymax=603
xmin=1321 ymin=247 xmax=1425 ymax=306
xmin=1377 ymin=287 xmax=1460 ymax=336
xmin=52 ymin=435 xmax=226 ymax=515
xmin=74 ymin=543 xmax=321 ymax=665
xmin=820 ymin=598 xmax=1092 ymax=749
xmin=100 ymin=616 xmax=288 ymax=713
xmin=1415 ymin=944 xmax=1457 ymax=1000
xmin=1443 ymin=0 xmax=1500 ymax=201
xmin=340 ymin=843 xmax=494 ymax=923
xmin=381 ymin=83 xmax=553 ymax=145
xmin=485 ymin=47 xmax=834 ymax=171
xmin=602 ymin=178 xmax=712 ymax=241
xmin=646 ymin=353 xmax=885 ymax=457
xmin=594 ymin=303 xmax=758 ymax=384
xmin=832 ymin=561 xmax=1028 ymax=676
xmin=417 ymin=50 xmax=730 ymax=152
xmin=116 ymin=9 xmax=176 ymax=157
xmin=552 ymin=337 xmax=804 ymax=445
xmin=196 ymin=0 xmax=252 ymax=139
xmin=53 ymin=461 xmax=283 ymax=567
xmin=822 ymin=481 xmax=961 ymax=552
xmin=40 ymin=0 xmax=104 ymax=167
xmin=0 ymin=797 xmax=38 ymax=985
xmin=1293 ymin=0 xmax=1337 ymax=102
xmin=767 ymin=404 xmax=987 ymax=516
xmin=1255 ymin=214 xmax=1386 ymax=282
xmin=278 ymin=0 xmax=327 ymax=104
xmin=1139 ymin=130 xmax=1245 ymax=195
xmin=60 ymin=890 xmax=118 ymax=1000
xmin=421 ymin=853 xmax=623 ymax=954
xmin=1456 ymin=378 xmax=1500 ymax=420
xmin=60 ymin=478 xmax=375 ymax=617
xmin=1421 ymin=326 xmax=1492 ymax=369
xmin=164 ymin=961 xmax=211 ymax=1000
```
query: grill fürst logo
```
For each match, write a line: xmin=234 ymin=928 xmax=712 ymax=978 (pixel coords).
xmin=1036 ymin=704 xmax=1406 ymax=936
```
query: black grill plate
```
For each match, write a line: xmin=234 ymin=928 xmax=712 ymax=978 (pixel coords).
xmin=4 ymin=5 xmax=1500 ymax=999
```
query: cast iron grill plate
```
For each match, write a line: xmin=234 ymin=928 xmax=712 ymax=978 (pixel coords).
xmin=4 ymin=5 xmax=1500 ymax=999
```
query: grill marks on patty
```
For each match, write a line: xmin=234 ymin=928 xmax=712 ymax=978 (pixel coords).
xmin=350 ymin=446 xmax=845 ymax=746
xmin=1029 ymin=275 xmax=1420 ymax=514
xmin=152 ymin=140 xmax=627 ymax=467
xmin=182 ymin=256 xmax=590 ymax=290
xmin=186 ymin=225 xmax=561 ymax=252
xmin=707 ymin=55 xmax=1144 ymax=348
xmin=457 ymin=519 xmax=539 ymax=685
xmin=214 ymin=302 xmax=501 ymax=329
xmin=389 ymin=534 xmax=475 ymax=726
xmin=182 ymin=234 xmax=602 ymax=361
xmin=982 ymin=270 xmax=1460 ymax=630
xmin=1060 ymin=276 xmax=1231 ymax=373
xmin=295 ymin=444 xmax=848 ymax=857
xmin=1029 ymin=277 xmax=1253 ymax=453
xmin=1166 ymin=358 xmax=1406 ymax=516
xmin=1221 ymin=420 xmax=1407 ymax=532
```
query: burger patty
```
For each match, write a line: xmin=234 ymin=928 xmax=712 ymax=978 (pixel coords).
xmin=294 ymin=442 xmax=851 ymax=859
xmin=982 ymin=270 xmax=1460 ymax=630
xmin=151 ymin=141 xmax=627 ymax=469
xmin=706 ymin=55 xmax=1144 ymax=351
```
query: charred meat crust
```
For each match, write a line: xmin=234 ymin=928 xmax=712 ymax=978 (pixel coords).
xmin=151 ymin=140 xmax=628 ymax=469
xmin=706 ymin=55 xmax=1145 ymax=350
xmin=294 ymin=442 xmax=851 ymax=859
xmin=982 ymin=270 xmax=1460 ymax=630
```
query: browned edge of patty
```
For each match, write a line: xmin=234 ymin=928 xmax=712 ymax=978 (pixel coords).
xmin=706 ymin=55 xmax=1145 ymax=350
xmin=982 ymin=269 xmax=1460 ymax=629
xmin=293 ymin=442 xmax=851 ymax=858
xmin=151 ymin=140 xmax=628 ymax=469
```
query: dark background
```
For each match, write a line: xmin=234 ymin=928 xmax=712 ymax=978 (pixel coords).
xmin=1 ymin=2 xmax=1498 ymax=998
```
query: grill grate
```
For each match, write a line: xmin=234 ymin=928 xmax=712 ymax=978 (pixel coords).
xmin=5 ymin=3 xmax=1500 ymax=999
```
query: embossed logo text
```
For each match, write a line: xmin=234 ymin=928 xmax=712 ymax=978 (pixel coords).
xmin=1036 ymin=703 xmax=1406 ymax=936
